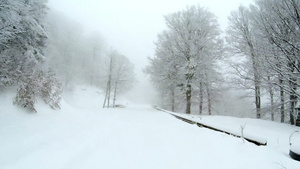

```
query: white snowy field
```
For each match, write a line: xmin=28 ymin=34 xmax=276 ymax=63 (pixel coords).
xmin=167 ymin=110 xmax=300 ymax=154
xmin=0 ymin=86 xmax=299 ymax=169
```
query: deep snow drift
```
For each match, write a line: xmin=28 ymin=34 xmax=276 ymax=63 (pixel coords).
xmin=0 ymin=86 xmax=299 ymax=169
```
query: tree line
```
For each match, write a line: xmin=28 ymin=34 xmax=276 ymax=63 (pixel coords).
xmin=0 ymin=0 xmax=135 ymax=112
xmin=146 ymin=0 xmax=300 ymax=126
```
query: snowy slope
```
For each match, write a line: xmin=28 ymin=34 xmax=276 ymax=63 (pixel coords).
xmin=0 ymin=86 xmax=299 ymax=169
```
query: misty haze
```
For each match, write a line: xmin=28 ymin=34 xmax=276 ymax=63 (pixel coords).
xmin=0 ymin=0 xmax=300 ymax=168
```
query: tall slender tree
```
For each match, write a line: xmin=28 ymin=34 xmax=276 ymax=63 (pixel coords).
xmin=227 ymin=6 xmax=263 ymax=119
xmin=103 ymin=51 xmax=135 ymax=108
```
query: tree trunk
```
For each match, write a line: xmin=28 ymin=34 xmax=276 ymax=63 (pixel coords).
xmin=289 ymin=74 xmax=297 ymax=125
xmin=296 ymin=111 xmax=300 ymax=126
xmin=103 ymin=55 xmax=113 ymax=108
xmin=186 ymin=83 xmax=192 ymax=114
xmin=103 ymin=83 xmax=109 ymax=108
xmin=113 ymin=81 xmax=118 ymax=108
xmin=279 ymin=76 xmax=285 ymax=123
xmin=171 ymin=87 xmax=175 ymax=112
xmin=250 ymin=45 xmax=261 ymax=119
xmin=206 ymin=84 xmax=212 ymax=115
xmin=199 ymin=82 xmax=203 ymax=115
xmin=290 ymin=96 xmax=296 ymax=125
xmin=106 ymin=81 xmax=111 ymax=108
xmin=255 ymin=84 xmax=261 ymax=119
xmin=267 ymin=76 xmax=275 ymax=121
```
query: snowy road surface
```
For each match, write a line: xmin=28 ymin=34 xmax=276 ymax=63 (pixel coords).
xmin=0 ymin=88 xmax=299 ymax=169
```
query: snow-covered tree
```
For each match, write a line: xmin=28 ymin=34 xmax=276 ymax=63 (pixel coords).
xmin=0 ymin=0 xmax=63 ymax=112
xmin=0 ymin=0 xmax=48 ymax=87
xmin=253 ymin=0 xmax=300 ymax=125
xmin=14 ymin=69 xmax=62 ymax=112
xmin=145 ymin=30 xmax=184 ymax=111
xmin=147 ymin=5 xmax=223 ymax=114
xmin=226 ymin=0 xmax=300 ymax=125
xmin=103 ymin=51 xmax=135 ymax=108
xmin=226 ymin=6 xmax=263 ymax=119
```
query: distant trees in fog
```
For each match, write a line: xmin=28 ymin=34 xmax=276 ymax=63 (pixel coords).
xmin=46 ymin=11 xmax=106 ymax=88
xmin=47 ymin=11 xmax=136 ymax=108
xmin=0 ymin=1 xmax=135 ymax=112
xmin=103 ymin=51 xmax=135 ymax=108
xmin=47 ymin=11 xmax=136 ymax=109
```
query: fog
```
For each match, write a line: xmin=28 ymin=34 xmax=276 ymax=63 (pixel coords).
xmin=47 ymin=0 xmax=253 ymax=104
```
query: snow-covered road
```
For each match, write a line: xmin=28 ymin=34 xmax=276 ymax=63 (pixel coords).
xmin=0 ymin=87 xmax=299 ymax=169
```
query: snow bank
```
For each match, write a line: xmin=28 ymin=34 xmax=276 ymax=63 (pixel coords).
xmin=166 ymin=110 xmax=299 ymax=153
xmin=290 ymin=131 xmax=300 ymax=154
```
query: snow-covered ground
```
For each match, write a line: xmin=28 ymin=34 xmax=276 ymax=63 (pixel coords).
xmin=167 ymin=110 xmax=300 ymax=153
xmin=0 ymin=86 xmax=299 ymax=169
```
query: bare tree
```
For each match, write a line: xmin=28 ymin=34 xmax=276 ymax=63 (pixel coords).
xmin=103 ymin=53 xmax=113 ymax=108
xmin=227 ymin=6 xmax=262 ymax=119
xmin=103 ymin=51 xmax=135 ymax=108
xmin=227 ymin=0 xmax=300 ymax=125
xmin=253 ymin=0 xmax=300 ymax=125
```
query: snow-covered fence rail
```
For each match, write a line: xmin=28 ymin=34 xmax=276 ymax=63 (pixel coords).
xmin=153 ymin=106 xmax=267 ymax=146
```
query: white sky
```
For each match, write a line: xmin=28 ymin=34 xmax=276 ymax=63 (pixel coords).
xmin=48 ymin=0 xmax=253 ymax=103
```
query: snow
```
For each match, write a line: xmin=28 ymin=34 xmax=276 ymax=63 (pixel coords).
xmin=167 ymin=111 xmax=299 ymax=149
xmin=167 ymin=109 xmax=300 ymax=158
xmin=0 ymin=86 xmax=299 ymax=169
xmin=290 ymin=131 xmax=300 ymax=154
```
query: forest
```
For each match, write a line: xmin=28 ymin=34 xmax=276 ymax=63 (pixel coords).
xmin=0 ymin=0 xmax=300 ymax=126
xmin=0 ymin=0 xmax=135 ymax=111
xmin=146 ymin=0 xmax=300 ymax=126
